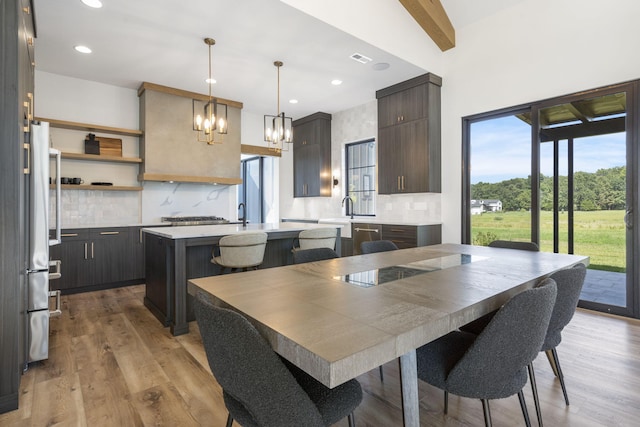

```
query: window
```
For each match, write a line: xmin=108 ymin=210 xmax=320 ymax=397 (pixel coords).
xmin=238 ymin=156 xmax=264 ymax=223
xmin=345 ymin=139 xmax=376 ymax=216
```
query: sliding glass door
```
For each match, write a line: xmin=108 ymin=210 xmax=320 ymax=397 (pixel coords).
xmin=463 ymin=82 xmax=639 ymax=318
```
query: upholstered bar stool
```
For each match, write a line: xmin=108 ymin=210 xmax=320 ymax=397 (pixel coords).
xmin=211 ymin=232 xmax=268 ymax=274
xmin=293 ymin=227 xmax=337 ymax=252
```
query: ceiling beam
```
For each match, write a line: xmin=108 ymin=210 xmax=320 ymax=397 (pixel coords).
xmin=399 ymin=0 xmax=455 ymax=51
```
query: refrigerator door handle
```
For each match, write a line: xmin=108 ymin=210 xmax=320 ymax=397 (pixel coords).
xmin=49 ymin=259 xmax=61 ymax=280
xmin=49 ymin=290 xmax=62 ymax=318
xmin=49 ymin=148 xmax=62 ymax=245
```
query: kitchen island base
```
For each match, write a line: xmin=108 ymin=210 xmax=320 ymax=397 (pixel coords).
xmin=143 ymin=223 xmax=342 ymax=335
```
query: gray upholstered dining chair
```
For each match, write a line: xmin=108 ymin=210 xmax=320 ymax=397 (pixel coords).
xmin=488 ymin=239 xmax=539 ymax=251
xmin=462 ymin=263 xmax=587 ymax=423
xmin=539 ymin=263 xmax=587 ymax=406
xmin=194 ymin=293 xmax=362 ymax=427
xmin=293 ymin=247 xmax=339 ymax=264
xmin=211 ymin=232 xmax=268 ymax=273
xmin=416 ymin=279 xmax=558 ymax=427
xmin=293 ymin=227 xmax=337 ymax=252
xmin=360 ymin=239 xmax=399 ymax=254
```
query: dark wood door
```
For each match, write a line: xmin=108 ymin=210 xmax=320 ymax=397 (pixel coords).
xmin=92 ymin=228 xmax=130 ymax=285
xmin=49 ymin=230 xmax=93 ymax=291
xmin=377 ymin=126 xmax=402 ymax=194
xmin=129 ymin=227 xmax=145 ymax=281
xmin=399 ymin=119 xmax=429 ymax=193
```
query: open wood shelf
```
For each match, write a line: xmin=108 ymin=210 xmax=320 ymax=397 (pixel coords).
xmin=36 ymin=117 xmax=143 ymax=137
xmin=61 ymin=152 xmax=142 ymax=164
xmin=51 ymin=184 xmax=143 ymax=191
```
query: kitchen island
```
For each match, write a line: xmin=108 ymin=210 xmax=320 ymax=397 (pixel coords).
xmin=142 ymin=222 xmax=342 ymax=335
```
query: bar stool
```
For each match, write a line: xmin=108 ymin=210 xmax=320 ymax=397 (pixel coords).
xmin=211 ymin=232 xmax=268 ymax=273
xmin=292 ymin=227 xmax=337 ymax=252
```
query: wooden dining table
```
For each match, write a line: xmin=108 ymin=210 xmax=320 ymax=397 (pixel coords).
xmin=188 ymin=243 xmax=588 ymax=426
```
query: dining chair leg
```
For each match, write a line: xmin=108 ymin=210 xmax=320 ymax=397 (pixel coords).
xmin=547 ymin=348 xmax=570 ymax=405
xmin=444 ymin=390 xmax=449 ymax=414
xmin=225 ymin=413 xmax=233 ymax=427
xmin=517 ymin=390 xmax=532 ymax=427
xmin=544 ymin=349 xmax=560 ymax=377
xmin=379 ymin=365 xmax=384 ymax=382
xmin=348 ymin=412 xmax=356 ymax=427
xmin=528 ymin=363 xmax=543 ymax=427
xmin=481 ymin=399 xmax=492 ymax=427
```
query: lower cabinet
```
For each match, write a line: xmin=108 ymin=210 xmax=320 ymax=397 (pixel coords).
xmin=50 ymin=227 xmax=144 ymax=293
xmin=352 ymin=223 xmax=441 ymax=254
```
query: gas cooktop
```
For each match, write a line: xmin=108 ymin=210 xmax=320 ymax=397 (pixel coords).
xmin=161 ymin=216 xmax=229 ymax=226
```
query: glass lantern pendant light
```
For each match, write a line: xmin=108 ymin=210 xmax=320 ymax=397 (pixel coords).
xmin=193 ymin=38 xmax=227 ymax=145
xmin=264 ymin=61 xmax=293 ymax=152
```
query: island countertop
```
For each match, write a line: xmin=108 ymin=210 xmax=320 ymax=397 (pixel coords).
xmin=142 ymin=222 xmax=343 ymax=240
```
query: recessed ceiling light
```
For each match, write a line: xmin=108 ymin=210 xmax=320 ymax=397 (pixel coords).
xmin=205 ymin=78 xmax=216 ymax=84
xmin=81 ymin=0 xmax=103 ymax=8
xmin=289 ymin=99 xmax=298 ymax=104
xmin=74 ymin=45 xmax=92 ymax=54
xmin=372 ymin=62 xmax=390 ymax=71
xmin=331 ymin=79 xmax=343 ymax=86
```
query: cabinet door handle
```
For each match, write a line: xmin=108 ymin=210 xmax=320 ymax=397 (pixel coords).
xmin=84 ymin=242 xmax=88 ymax=260
xmin=140 ymin=229 xmax=143 ymax=243
xmin=91 ymin=242 xmax=94 ymax=259
xmin=354 ymin=228 xmax=379 ymax=233
xmin=100 ymin=231 xmax=120 ymax=235
xmin=401 ymin=176 xmax=406 ymax=190
xmin=397 ymin=176 xmax=401 ymax=190
xmin=61 ymin=233 xmax=78 ymax=237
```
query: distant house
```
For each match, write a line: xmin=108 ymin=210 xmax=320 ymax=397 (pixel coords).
xmin=470 ymin=199 xmax=502 ymax=215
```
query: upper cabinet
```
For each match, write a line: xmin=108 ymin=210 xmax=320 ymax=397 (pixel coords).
xmin=376 ymin=73 xmax=442 ymax=194
xmin=138 ymin=82 xmax=243 ymax=185
xmin=293 ymin=112 xmax=332 ymax=197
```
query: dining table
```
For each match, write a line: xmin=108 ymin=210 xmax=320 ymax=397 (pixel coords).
xmin=188 ymin=243 xmax=588 ymax=426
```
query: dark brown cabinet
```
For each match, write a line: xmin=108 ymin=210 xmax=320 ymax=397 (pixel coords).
xmin=376 ymin=73 xmax=441 ymax=194
xmin=293 ymin=112 xmax=331 ymax=197
xmin=2 ymin=0 xmax=36 ymax=412
xmin=49 ymin=227 xmax=143 ymax=293
xmin=352 ymin=223 xmax=441 ymax=254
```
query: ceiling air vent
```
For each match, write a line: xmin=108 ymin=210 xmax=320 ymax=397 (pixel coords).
xmin=350 ymin=53 xmax=372 ymax=64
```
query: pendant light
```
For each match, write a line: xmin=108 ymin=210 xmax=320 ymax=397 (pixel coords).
xmin=193 ymin=38 xmax=227 ymax=145
xmin=264 ymin=61 xmax=293 ymax=152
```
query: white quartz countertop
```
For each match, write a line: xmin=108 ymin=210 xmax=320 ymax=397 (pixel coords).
xmin=142 ymin=222 xmax=343 ymax=240
xmin=317 ymin=217 xmax=442 ymax=226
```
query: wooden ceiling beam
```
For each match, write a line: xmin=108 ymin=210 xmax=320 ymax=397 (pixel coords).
xmin=399 ymin=0 xmax=455 ymax=51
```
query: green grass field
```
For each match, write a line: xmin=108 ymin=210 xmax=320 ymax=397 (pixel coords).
xmin=471 ymin=210 xmax=626 ymax=272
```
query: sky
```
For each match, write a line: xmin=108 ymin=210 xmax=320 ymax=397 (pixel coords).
xmin=470 ymin=115 xmax=626 ymax=184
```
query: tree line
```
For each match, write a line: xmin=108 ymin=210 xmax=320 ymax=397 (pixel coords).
xmin=471 ymin=166 xmax=625 ymax=211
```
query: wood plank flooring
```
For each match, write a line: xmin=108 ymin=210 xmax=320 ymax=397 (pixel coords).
xmin=2 ymin=284 xmax=639 ymax=426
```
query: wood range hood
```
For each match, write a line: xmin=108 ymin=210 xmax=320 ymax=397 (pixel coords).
xmin=137 ymin=82 xmax=243 ymax=185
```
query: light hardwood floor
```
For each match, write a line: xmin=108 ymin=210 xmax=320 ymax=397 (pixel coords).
xmin=2 ymin=284 xmax=640 ymax=426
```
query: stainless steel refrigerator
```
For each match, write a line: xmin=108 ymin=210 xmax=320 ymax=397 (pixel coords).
xmin=25 ymin=121 xmax=62 ymax=366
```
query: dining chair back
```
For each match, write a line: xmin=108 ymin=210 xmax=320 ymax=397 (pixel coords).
xmin=293 ymin=247 xmax=339 ymax=264
xmin=360 ymin=239 xmax=399 ymax=254
xmin=543 ymin=263 xmax=587 ymax=405
xmin=194 ymin=293 xmax=362 ymax=427
xmin=488 ymin=239 xmax=539 ymax=251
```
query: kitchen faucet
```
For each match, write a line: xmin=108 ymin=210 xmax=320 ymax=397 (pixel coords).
xmin=238 ymin=203 xmax=247 ymax=227
xmin=341 ymin=195 xmax=354 ymax=219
